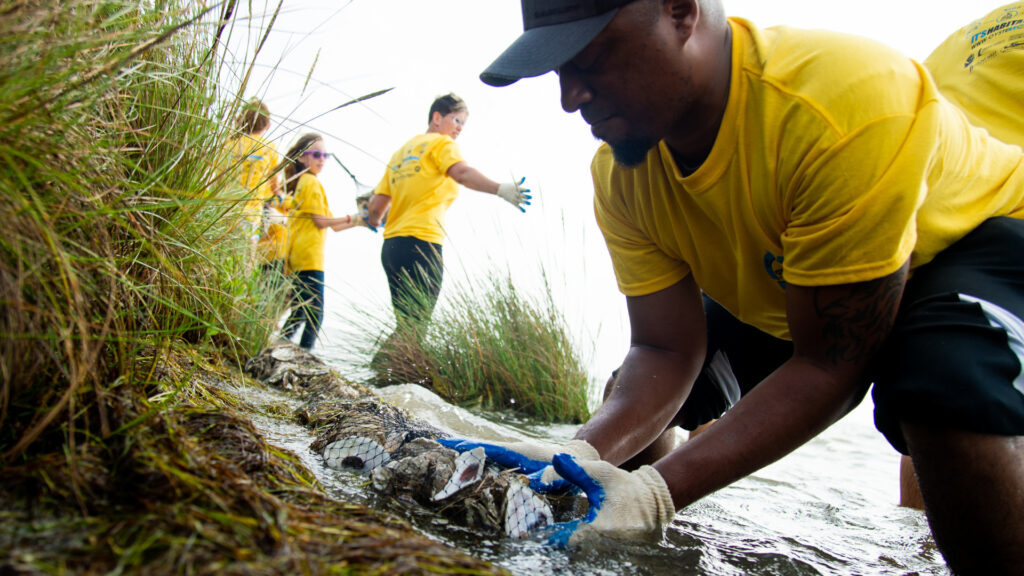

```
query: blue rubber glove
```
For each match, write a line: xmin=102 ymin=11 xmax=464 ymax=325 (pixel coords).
xmin=546 ymin=454 xmax=675 ymax=548
xmin=356 ymin=207 xmax=378 ymax=233
xmin=437 ymin=438 xmax=598 ymax=492
xmin=497 ymin=177 xmax=532 ymax=212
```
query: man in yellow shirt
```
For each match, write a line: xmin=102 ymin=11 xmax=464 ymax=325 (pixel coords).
xmin=875 ymin=1 xmax=1024 ymax=512
xmin=444 ymin=1 xmax=1024 ymax=572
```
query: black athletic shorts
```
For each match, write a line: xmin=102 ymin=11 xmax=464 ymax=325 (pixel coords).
xmin=872 ymin=217 xmax=1024 ymax=454
xmin=610 ymin=293 xmax=794 ymax=432
xmin=611 ymin=217 xmax=1024 ymax=453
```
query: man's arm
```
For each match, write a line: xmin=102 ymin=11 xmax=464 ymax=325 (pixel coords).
xmin=575 ymin=274 xmax=707 ymax=465
xmin=652 ymin=262 xmax=908 ymax=509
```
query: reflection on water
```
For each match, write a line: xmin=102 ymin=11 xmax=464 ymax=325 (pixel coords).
xmin=249 ymin=374 xmax=949 ymax=576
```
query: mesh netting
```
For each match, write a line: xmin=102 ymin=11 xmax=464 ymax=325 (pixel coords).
xmin=365 ymin=437 xmax=562 ymax=539
xmin=321 ymin=436 xmax=390 ymax=475
xmin=248 ymin=345 xmax=567 ymax=538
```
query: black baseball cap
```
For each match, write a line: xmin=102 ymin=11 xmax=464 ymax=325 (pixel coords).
xmin=481 ymin=0 xmax=636 ymax=87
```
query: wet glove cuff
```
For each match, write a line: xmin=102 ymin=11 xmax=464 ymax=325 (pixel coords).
xmin=635 ymin=465 xmax=676 ymax=530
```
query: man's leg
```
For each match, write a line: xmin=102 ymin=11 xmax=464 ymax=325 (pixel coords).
xmin=902 ymin=422 xmax=1024 ymax=575
xmin=898 ymin=454 xmax=924 ymax=509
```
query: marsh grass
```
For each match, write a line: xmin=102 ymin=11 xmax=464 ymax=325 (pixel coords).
xmin=0 ymin=1 xmax=503 ymax=572
xmin=0 ymin=0 xmax=289 ymax=463
xmin=352 ymin=265 xmax=591 ymax=424
xmin=0 ymin=346 xmax=503 ymax=575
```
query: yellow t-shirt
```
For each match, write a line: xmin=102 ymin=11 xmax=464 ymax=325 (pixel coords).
xmin=286 ymin=173 xmax=331 ymax=272
xmin=374 ymin=132 xmax=465 ymax=244
xmin=925 ymin=2 xmax=1024 ymax=148
xmin=225 ymin=134 xmax=280 ymax=223
xmin=594 ymin=18 xmax=1024 ymax=340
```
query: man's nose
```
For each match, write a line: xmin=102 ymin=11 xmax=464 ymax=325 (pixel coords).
xmin=559 ymin=69 xmax=591 ymax=113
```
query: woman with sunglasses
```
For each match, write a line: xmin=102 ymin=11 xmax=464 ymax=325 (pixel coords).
xmin=281 ymin=132 xmax=366 ymax=350
xmin=366 ymin=93 xmax=532 ymax=369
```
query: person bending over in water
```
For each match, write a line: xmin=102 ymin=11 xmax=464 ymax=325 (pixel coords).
xmin=443 ymin=2 xmax=1024 ymax=573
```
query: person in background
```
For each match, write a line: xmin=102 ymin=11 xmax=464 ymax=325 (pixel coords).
xmin=366 ymin=93 xmax=531 ymax=361
xmin=441 ymin=1 xmax=1024 ymax=573
xmin=926 ymin=2 xmax=1024 ymax=148
xmin=281 ymin=132 xmax=367 ymax=351
xmin=224 ymin=98 xmax=281 ymax=238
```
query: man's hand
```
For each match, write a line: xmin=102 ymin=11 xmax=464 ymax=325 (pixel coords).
xmin=497 ymin=177 xmax=532 ymax=212
xmin=351 ymin=212 xmax=377 ymax=232
xmin=547 ymin=454 xmax=675 ymax=547
xmin=437 ymin=437 xmax=597 ymax=491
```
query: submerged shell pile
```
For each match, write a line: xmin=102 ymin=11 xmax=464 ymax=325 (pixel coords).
xmin=244 ymin=343 xmax=369 ymax=401
xmin=245 ymin=343 xmax=574 ymax=539
xmin=309 ymin=398 xmax=443 ymax=475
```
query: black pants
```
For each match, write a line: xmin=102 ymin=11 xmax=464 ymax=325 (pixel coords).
xmin=282 ymin=269 xmax=324 ymax=350
xmin=381 ymin=236 xmax=443 ymax=328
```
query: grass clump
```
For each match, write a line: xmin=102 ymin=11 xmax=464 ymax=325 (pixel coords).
xmin=358 ymin=268 xmax=592 ymax=424
xmin=0 ymin=0 xmax=287 ymax=464
xmin=0 ymin=1 xmax=504 ymax=573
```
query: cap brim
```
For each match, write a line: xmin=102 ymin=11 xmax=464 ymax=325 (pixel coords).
xmin=480 ymin=10 xmax=619 ymax=87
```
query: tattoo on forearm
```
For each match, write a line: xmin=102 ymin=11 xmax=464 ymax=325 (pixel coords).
xmin=813 ymin=267 xmax=907 ymax=365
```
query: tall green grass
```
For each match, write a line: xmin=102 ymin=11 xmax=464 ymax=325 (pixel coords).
xmin=0 ymin=0 xmax=288 ymax=464
xmin=353 ymin=266 xmax=592 ymax=424
xmin=0 ymin=2 xmax=506 ymax=573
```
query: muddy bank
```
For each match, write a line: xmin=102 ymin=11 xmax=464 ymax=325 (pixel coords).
xmin=0 ymin=344 xmax=506 ymax=575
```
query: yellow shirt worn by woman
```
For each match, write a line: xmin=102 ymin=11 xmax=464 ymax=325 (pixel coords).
xmin=286 ymin=173 xmax=331 ymax=273
xmin=226 ymin=134 xmax=280 ymax=223
xmin=593 ymin=17 xmax=1024 ymax=340
xmin=374 ymin=132 xmax=465 ymax=244
xmin=925 ymin=2 xmax=1024 ymax=147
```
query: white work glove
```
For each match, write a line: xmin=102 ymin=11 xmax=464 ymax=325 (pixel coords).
xmin=547 ymin=455 xmax=675 ymax=547
xmin=496 ymin=177 xmax=532 ymax=212
xmin=437 ymin=437 xmax=598 ymax=492
xmin=349 ymin=212 xmax=377 ymax=232
xmin=264 ymin=206 xmax=287 ymax=226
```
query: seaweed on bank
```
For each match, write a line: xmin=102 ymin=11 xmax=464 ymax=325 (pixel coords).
xmin=2 ymin=346 xmax=506 ymax=575
xmin=246 ymin=343 xmax=585 ymax=542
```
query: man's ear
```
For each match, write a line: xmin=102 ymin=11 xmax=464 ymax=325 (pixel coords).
xmin=666 ymin=0 xmax=699 ymax=37
xmin=429 ymin=110 xmax=442 ymax=127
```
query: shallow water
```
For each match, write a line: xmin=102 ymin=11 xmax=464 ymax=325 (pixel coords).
xmin=249 ymin=374 xmax=949 ymax=576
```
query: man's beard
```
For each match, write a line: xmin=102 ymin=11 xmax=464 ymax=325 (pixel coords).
xmin=608 ymin=137 xmax=656 ymax=168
